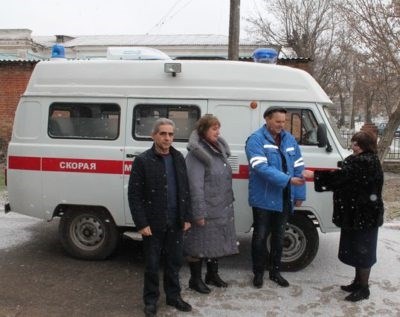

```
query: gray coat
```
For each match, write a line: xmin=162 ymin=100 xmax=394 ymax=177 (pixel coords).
xmin=183 ymin=131 xmax=238 ymax=258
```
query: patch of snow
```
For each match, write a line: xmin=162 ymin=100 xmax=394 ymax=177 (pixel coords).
xmin=174 ymin=229 xmax=400 ymax=317
xmin=0 ymin=212 xmax=40 ymax=250
xmin=0 ymin=208 xmax=400 ymax=316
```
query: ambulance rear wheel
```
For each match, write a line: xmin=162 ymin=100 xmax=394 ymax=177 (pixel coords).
xmin=266 ymin=213 xmax=319 ymax=272
xmin=59 ymin=208 xmax=119 ymax=260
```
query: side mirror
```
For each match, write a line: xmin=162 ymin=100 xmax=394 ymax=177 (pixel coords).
xmin=317 ymin=123 xmax=332 ymax=152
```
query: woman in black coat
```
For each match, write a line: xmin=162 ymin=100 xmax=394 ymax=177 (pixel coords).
xmin=303 ymin=131 xmax=384 ymax=302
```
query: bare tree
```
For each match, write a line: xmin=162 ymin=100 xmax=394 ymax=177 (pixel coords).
xmin=246 ymin=0 xmax=355 ymax=128
xmin=247 ymin=0 xmax=400 ymax=160
xmin=323 ymin=39 xmax=357 ymax=128
xmin=246 ymin=0 xmax=341 ymax=78
xmin=338 ymin=0 xmax=400 ymax=161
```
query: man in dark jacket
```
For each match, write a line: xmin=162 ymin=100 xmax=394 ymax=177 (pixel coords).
xmin=128 ymin=118 xmax=192 ymax=317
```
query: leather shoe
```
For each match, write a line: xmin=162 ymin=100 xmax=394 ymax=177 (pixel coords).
xmin=144 ymin=304 xmax=157 ymax=317
xmin=253 ymin=273 xmax=264 ymax=288
xmin=166 ymin=296 xmax=192 ymax=312
xmin=341 ymin=281 xmax=360 ymax=292
xmin=269 ymin=272 xmax=289 ymax=287
xmin=345 ymin=286 xmax=370 ymax=302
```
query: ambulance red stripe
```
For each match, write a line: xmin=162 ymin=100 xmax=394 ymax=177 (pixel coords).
xmin=8 ymin=155 xmax=319 ymax=180
xmin=8 ymin=156 xmax=124 ymax=174
xmin=8 ymin=155 xmax=251 ymax=178
xmin=8 ymin=156 xmax=41 ymax=171
xmin=42 ymin=158 xmax=124 ymax=174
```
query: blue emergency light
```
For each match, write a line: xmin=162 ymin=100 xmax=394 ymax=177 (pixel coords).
xmin=51 ymin=44 xmax=66 ymax=58
xmin=252 ymin=48 xmax=278 ymax=64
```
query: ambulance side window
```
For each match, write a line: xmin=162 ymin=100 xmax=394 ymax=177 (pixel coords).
xmin=285 ymin=109 xmax=319 ymax=146
xmin=133 ymin=104 xmax=200 ymax=141
xmin=48 ymin=103 xmax=120 ymax=140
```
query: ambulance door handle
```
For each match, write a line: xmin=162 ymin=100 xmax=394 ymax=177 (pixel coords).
xmin=126 ymin=153 xmax=141 ymax=158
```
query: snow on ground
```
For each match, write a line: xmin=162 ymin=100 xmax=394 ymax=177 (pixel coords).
xmin=0 ymin=209 xmax=399 ymax=316
xmin=0 ymin=211 xmax=40 ymax=250
xmin=171 ymin=227 xmax=400 ymax=317
xmin=1 ymin=184 xmax=400 ymax=316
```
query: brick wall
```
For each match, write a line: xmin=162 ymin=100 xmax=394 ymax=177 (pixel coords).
xmin=0 ymin=62 xmax=37 ymax=149
xmin=239 ymin=57 xmax=312 ymax=74
xmin=278 ymin=59 xmax=311 ymax=73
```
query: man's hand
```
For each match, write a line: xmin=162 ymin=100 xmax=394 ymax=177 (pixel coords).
xmin=139 ymin=226 xmax=152 ymax=236
xmin=195 ymin=218 xmax=205 ymax=226
xmin=294 ymin=200 xmax=303 ymax=207
xmin=302 ymin=170 xmax=314 ymax=179
xmin=290 ymin=177 xmax=305 ymax=186
xmin=183 ymin=222 xmax=191 ymax=231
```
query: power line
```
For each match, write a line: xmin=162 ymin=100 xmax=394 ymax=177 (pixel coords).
xmin=146 ymin=0 xmax=194 ymax=34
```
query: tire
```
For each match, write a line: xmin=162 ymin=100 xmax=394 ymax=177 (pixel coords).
xmin=59 ymin=208 xmax=119 ymax=260
xmin=267 ymin=213 xmax=319 ymax=272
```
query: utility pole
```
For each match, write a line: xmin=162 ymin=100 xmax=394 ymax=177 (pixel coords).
xmin=228 ymin=0 xmax=240 ymax=60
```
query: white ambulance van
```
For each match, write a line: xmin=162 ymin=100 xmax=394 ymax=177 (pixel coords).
xmin=5 ymin=48 xmax=350 ymax=271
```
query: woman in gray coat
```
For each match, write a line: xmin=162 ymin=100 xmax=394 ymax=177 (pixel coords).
xmin=184 ymin=114 xmax=238 ymax=294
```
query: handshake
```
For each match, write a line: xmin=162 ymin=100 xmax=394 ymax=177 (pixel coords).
xmin=290 ymin=170 xmax=314 ymax=186
xmin=302 ymin=170 xmax=314 ymax=179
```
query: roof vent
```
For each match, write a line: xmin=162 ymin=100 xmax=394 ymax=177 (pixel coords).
xmin=107 ymin=47 xmax=171 ymax=60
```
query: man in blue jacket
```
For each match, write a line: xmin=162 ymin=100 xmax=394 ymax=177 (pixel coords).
xmin=245 ymin=107 xmax=306 ymax=288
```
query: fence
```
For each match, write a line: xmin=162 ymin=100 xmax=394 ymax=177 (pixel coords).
xmin=340 ymin=131 xmax=400 ymax=160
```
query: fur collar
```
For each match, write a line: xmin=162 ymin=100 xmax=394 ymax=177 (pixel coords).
xmin=187 ymin=130 xmax=231 ymax=167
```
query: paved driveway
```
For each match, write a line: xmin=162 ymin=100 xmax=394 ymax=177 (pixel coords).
xmin=0 ymin=212 xmax=399 ymax=317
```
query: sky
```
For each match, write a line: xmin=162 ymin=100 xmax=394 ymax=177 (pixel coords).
xmin=0 ymin=0 xmax=266 ymax=37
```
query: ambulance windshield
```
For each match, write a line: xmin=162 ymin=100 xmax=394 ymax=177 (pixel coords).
xmin=323 ymin=106 xmax=348 ymax=149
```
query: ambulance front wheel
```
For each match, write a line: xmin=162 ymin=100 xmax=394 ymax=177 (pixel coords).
xmin=266 ymin=213 xmax=319 ymax=272
xmin=59 ymin=208 xmax=119 ymax=260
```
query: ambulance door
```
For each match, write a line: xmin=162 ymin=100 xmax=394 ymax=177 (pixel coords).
xmin=7 ymin=98 xmax=44 ymax=219
xmin=123 ymin=99 xmax=206 ymax=225
xmin=207 ymin=100 xmax=260 ymax=233
xmin=42 ymin=98 xmax=126 ymax=224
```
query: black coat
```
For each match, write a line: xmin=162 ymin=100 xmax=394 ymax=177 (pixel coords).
xmin=128 ymin=144 xmax=191 ymax=231
xmin=314 ymin=152 xmax=384 ymax=230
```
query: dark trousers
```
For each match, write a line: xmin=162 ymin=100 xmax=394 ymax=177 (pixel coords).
xmin=142 ymin=225 xmax=183 ymax=306
xmin=251 ymin=207 xmax=289 ymax=274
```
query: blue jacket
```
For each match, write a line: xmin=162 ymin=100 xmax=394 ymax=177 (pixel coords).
xmin=245 ymin=125 xmax=306 ymax=212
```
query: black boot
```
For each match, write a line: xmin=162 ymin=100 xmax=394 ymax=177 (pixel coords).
xmin=344 ymin=268 xmax=371 ymax=302
xmin=345 ymin=286 xmax=370 ymax=302
xmin=341 ymin=267 xmax=361 ymax=292
xmin=341 ymin=280 xmax=360 ymax=292
xmin=205 ymin=258 xmax=228 ymax=288
xmin=253 ymin=272 xmax=264 ymax=288
xmin=269 ymin=258 xmax=289 ymax=287
xmin=188 ymin=260 xmax=211 ymax=294
xmin=269 ymin=271 xmax=289 ymax=287
xmin=268 ymin=252 xmax=289 ymax=287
